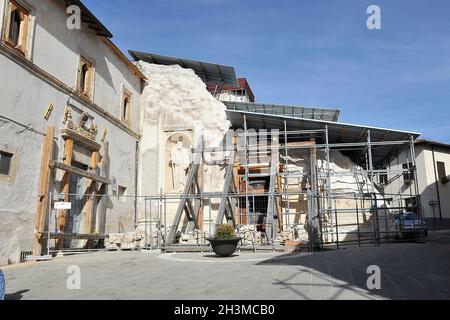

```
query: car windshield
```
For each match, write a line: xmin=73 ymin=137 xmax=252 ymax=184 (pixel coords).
xmin=403 ymin=212 xmax=420 ymax=220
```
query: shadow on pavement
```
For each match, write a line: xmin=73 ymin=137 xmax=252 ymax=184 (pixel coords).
xmin=256 ymin=242 xmax=450 ymax=300
xmin=5 ymin=289 xmax=30 ymax=300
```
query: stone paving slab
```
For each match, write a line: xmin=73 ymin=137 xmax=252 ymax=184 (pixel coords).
xmin=2 ymin=233 xmax=450 ymax=300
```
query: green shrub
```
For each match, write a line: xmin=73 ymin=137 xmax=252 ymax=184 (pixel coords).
xmin=214 ymin=224 xmax=236 ymax=240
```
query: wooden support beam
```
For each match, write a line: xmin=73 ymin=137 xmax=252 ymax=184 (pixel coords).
xmin=185 ymin=198 xmax=199 ymax=226
xmin=186 ymin=199 xmax=202 ymax=234
xmin=240 ymin=178 xmax=247 ymax=225
xmin=216 ymin=149 xmax=237 ymax=228
xmin=266 ymin=145 xmax=279 ymax=242
xmin=308 ymin=141 xmax=320 ymax=248
xmin=37 ymin=232 xmax=106 ymax=241
xmin=276 ymin=174 xmax=283 ymax=232
xmin=233 ymin=159 xmax=239 ymax=224
xmin=166 ymin=152 xmax=202 ymax=245
xmin=33 ymin=126 xmax=55 ymax=256
xmin=57 ymin=138 xmax=73 ymax=248
xmin=85 ymin=150 xmax=99 ymax=247
xmin=49 ymin=161 xmax=111 ymax=185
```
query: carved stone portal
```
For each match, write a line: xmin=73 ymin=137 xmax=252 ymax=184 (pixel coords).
xmin=63 ymin=107 xmax=98 ymax=141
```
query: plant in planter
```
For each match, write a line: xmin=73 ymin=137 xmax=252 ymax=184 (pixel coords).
xmin=207 ymin=224 xmax=242 ymax=257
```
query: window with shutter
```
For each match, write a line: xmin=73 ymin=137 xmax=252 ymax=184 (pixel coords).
xmin=121 ymin=89 xmax=132 ymax=126
xmin=3 ymin=0 xmax=29 ymax=55
xmin=437 ymin=161 xmax=448 ymax=184
xmin=76 ymin=57 xmax=94 ymax=99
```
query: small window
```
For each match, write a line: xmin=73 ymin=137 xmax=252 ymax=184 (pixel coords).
xmin=121 ymin=90 xmax=131 ymax=126
xmin=76 ymin=57 xmax=94 ymax=98
xmin=437 ymin=161 xmax=448 ymax=183
xmin=402 ymin=162 xmax=415 ymax=184
xmin=117 ymin=185 xmax=127 ymax=203
xmin=3 ymin=0 xmax=29 ymax=54
xmin=118 ymin=185 xmax=127 ymax=197
xmin=0 ymin=151 xmax=13 ymax=176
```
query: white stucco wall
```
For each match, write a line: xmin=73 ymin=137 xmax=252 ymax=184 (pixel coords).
xmin=218 ymin=90 xmax=252 ymax=103
xmin=28 ymin=0 xmax=142 ymax=131
xmin=384 ymin=144 xmax=450 ymax=221
xmin=420 ymin=147 xmax=450 ymax=220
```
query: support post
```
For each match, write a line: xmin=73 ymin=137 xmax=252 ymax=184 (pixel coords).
xmin=266 ymin=134 xmax=279 ymax=243
xmin=85 ymin=150 xmax=99 ymax=247
xmin=308 ymin=140 xmax=320 ymax=250
xmin=243 ymin=115 xmax=254 ymax=251
xmin=57 ymin=138 xmax=73 ymax=248
xmin=216 ymin=149 xmax=237 ymax=227
xmin=283 ymin=120 xmax=290 ymax=230
xmin=33 ymin=126 xmax=55 ymax=256
xmin=367 ymin=130 xmax=380 ymax=245
xmin=325 ymin=125 xmax=334 ymax=242
xmin=166 ymin=151 xmax=202 ymax=245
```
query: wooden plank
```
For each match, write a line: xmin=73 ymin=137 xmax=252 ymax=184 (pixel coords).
xmin=49 ymin=161 xmax=111 ymax=184
xmin=166 ymin=152 xmax=202 ymax=245
xmin=266 ymin=150 xmax=279 ymax=242
xmin=308 ymin=141 xmax=320 ymax=248
xmin=276 ymin=174 xmax=283 ymax=231
xmin=185 ymin=198 xmax=199 ymax=227
xmin=240 ymin=178 xmax=247 ymax=225
xmin=186 ymin=199 xmax=202 ymax=234
xmin=233 ymin=159 xmax=239 ymax=224
xmin=85 ymin=150 xmax=99 ymax=244
xmin=32 ymin=126 xmax=55 ymax=256
xmin=284 ymin=140 xmax=316 ymax=147
xmin=38 ymin=232 xmax=106 ymax=241
xmin=226 ymin=197 xmax=236 ymax=226
xmin=215 ymin=150 xmax=236 ymax=228
xmin=57 ymin=138 xmax=73 ymax=248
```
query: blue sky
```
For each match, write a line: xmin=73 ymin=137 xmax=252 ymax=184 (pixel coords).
xmin=84 ymin=0 xmax=450 ymax=142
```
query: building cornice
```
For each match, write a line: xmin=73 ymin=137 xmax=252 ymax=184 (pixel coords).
xmin=0 ymin=42 xmax=141 ymax=140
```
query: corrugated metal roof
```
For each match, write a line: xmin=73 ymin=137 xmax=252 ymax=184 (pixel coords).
xmin=61 ymin=0 xmax=113 ymax=38
xmin=416 ymin=139 xmax=450 ymax=150
xmin=224 ymin=101 xmax=341 ymax=122
xmin=226 ymin=110 xmax=421 ymax=168
xmin=129 ymin=50 xmax=238 ymax=86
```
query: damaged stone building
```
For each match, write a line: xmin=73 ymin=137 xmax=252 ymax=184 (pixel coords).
xmin=0 ymin=0 xmax=439 ymax=265
xmin=0 ymin=0 xmax=144 ymax=264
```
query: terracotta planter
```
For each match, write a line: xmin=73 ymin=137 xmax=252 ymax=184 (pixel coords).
xmin=207 ymin=238 xmax=242 ymax=257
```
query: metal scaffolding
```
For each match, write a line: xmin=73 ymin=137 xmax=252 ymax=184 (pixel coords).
xmin=143 ymin=117 xmax=424 ymax=252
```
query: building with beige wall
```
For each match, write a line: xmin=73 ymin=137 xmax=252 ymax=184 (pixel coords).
xmin=383 ymin=139 xmax=450 ymax=229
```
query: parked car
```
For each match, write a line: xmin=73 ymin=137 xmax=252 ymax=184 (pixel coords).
xmin=0 ymin=268 xmax=4 ymax=300
xmin=394 ymin=212 xmax=428 ymax=238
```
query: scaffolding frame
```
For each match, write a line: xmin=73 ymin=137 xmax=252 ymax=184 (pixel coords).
xmin=143 ymin=116 xmax=424 ymax=252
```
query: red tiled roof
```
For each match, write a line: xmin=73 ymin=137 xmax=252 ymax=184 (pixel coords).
xmin=207 ymin=78 xmax=255 ymax=102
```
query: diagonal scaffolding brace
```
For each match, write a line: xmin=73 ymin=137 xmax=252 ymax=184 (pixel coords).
xmin=215 ymin=149 xmax=237 ymax=228
xmin=166 ymin=151 xmax=203 ymax=245
xmin=266 ymin=138 xmax=279 ymax=243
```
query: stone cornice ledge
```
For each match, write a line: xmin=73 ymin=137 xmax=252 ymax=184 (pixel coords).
xmin=60 ymin=128 xmax=102 ymax=152
xmin=0 ymin=43 xmax=141 ymax=141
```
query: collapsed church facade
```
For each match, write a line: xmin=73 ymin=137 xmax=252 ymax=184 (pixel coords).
xmin=0 ymin=0 xmax=423 ymax=265
xmin=130 ymin=51 xmax=422 ymax=252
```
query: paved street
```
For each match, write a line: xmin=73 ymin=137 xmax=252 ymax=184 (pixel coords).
xmin=2 ymin=232 xmax=450 ymax=300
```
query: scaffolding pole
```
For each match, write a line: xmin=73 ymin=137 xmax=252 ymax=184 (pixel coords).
xmin=325 ymin=125 xmax=334 ymax=243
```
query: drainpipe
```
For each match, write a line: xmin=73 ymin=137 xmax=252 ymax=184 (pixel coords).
xmin=431 ymin=146 xmax=443 ymax=221
xmin=134 ymin=140 xmax=139 ymax=228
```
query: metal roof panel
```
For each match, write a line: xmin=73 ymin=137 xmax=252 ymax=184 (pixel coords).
xmin=129 ymin=50 xmax=238 ymax=86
